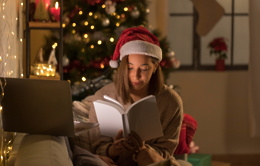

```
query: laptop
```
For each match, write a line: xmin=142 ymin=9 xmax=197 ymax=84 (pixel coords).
xmin=1 ymin=77 xmax=75 ymax=137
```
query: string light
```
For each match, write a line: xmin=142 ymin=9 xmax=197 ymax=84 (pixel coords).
xmin=116 ymin=22 xmax=120 ymax=27
xmin=84 ymin=21 xmax=89 ymax=26
xmin=79 ymin=11 xmax=83 ymax=15
xmin=116 ymin=15 xmax=120 ymax=19
xmin=102 ymin=4 xmax=105 ymax=8
xmin=72 ymin=29 xmax=76 ymax=34
xmin=84 ymin=34 xmax=88 ymax=38
xmin=100 ymin=63 xmax=104 ymax=69
xmin=21 ymin=2 xmax=23 ymax=6
xmin=82 ymin=77 xmax=86 ymax=81
xmin=72 ymin=23 xmax=76 ymax=27
xmin=89 ymin=12 xmax=93 ymax=16
xmin=110 ymin=37 xmax=114 ymax=42
xmin=94 ymin=15 xmax=98 ymax=19
xmin=90 ymin=45 xmax=94 ymax=49
xmin=90 ymin=25 xmax=94 ymax=29
xmin=124 ymin=7 xmax=128 ymax=11
xmin=62 ymin=23 xmax=66 ymax=28
xmin=20 ymin=39 xmax=22 ymax=42
xmin=97 ymin=40 xmax=102 ymax=45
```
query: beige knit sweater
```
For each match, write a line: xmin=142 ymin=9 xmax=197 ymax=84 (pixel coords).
xmin=74 ymin=83 xmax=183 ymax=165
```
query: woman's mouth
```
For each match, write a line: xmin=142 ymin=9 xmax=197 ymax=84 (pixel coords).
xmin=132 ymin=81 xmax=142 ymax=85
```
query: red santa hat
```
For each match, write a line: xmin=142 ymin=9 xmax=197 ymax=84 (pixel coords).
xmin=109 ymin=26 xmax=162 ymax=68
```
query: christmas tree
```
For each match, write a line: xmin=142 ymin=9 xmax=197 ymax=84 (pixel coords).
xmin=44 ymin=0 xmax=180 ymax=100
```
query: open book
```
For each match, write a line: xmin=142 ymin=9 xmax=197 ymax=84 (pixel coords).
xmin=93 ymin=95 xmax=163 ymax=141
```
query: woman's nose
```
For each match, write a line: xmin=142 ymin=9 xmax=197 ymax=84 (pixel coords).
xmin=134 ymin=69 xmax=141 ymax=79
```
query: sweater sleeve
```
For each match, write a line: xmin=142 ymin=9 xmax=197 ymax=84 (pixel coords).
xmin=145 ymin=87 xmax=184 ymax=159
xmin=84 ymin=84 xmax=116 ymax=156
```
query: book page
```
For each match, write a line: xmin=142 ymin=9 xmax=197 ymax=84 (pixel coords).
xmin=93 ymin=100 xmax=124 ymax=138
xmin=104 ymin=95 xmax=124 ymax=110
xmin=126 ymin=95 xmax=163 ymax=141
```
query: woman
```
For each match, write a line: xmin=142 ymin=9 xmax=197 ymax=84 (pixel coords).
xmin=79 ymin=26 xmax=183 ymax=166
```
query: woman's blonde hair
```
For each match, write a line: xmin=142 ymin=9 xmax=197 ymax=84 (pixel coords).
xmin=113 ymin=56 xmax=164 ymax=104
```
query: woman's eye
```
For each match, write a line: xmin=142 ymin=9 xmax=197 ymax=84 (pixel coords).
xmin=128 ymin=67 xmax=133 ymax=70
xmin=140 ymin=67 xmax=149 ymax=71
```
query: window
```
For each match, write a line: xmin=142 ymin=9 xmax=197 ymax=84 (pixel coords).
xmin=167 ymin=0 xmax=249 ymax=70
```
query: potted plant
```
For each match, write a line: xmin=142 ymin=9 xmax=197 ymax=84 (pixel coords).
xmin=208 ymin=37 xmax=228 ymax=71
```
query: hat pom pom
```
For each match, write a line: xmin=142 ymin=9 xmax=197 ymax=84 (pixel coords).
xmin=109 ymin=60 xmax=118 ymax=68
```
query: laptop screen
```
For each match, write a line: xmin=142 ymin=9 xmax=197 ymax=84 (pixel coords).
xmin=1 ymin=78 xmax=74 ymax=137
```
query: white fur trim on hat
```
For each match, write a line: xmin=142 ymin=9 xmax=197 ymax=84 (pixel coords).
xmin=119 ymin=40 xmax=162 ymax=61
xmin=109 ymin=60 xmax=118 ymax=68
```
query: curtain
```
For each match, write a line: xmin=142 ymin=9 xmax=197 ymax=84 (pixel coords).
xmin=249 ymin=0 xmax=260 ymax=137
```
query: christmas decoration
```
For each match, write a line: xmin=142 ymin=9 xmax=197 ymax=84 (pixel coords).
xmin=208 ymin=37 xmax=228 ymax=59
xmin=191 ymin=0 xmax=224 ymax=36
xmin=34 ymin=0 xmax=50 ymax=21
xmin=43 ymin=0 xmax=180 ymax=99
xmin=62 ymin=55 xmax=70 ymax=67
xmin=34 ymin=48 xmax=44 ymax=63
xmin=208 ymin=37 xmax=228 ymax=71
xmin=131 ymin=7 xmax=140 ymax=19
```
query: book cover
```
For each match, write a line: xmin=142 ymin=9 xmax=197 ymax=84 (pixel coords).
xmin=93 ymin=95 xmax=163 ymax=141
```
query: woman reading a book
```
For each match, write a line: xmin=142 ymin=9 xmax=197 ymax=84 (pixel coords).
xmin=76 ymin=26 xmax=184 ymax=166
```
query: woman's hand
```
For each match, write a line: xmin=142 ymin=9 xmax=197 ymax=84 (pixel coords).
xmin=108 ymin=130 xmax=131 ymax=160
xmin=128 ymin=130 xmax=146 ymax=154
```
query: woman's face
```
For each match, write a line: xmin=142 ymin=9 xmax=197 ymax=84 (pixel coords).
xmin=128 ymin=54 xmax=158 ymax=92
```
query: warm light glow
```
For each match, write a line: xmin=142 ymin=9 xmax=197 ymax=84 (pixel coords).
xmin=79 ymin=11 xmax=83 ymax=15
xmin=72 ymin=29 xmax=76 ymax=34
xmin=84 ymin=21 xmax=89 ymax=26
xmin=72 ymin=23 xmax=76 ymax=27
xmin=21 ymin=2 xmax=23 ymax=6
xmin=90 ymin=25 xmax=94 ymax=29
xmin=21 ymin=74 xmax=24 ymax=77
xmin=110 ymin=37 xmax=114 ymax=42
xmin=112 ymin=12 xmax=116 ymax=16
xmin=14 ymin=55 xmax=17 ymax=59
xmin=55 ymin=2 xmax=59 ymax=9
xmin=20 ymin=39 xmax=23 ymax=42
xmin=81 ymin=48 xmax=85 ymax=52
xmin=116 ymin=15 xmax=120 ymax=19
xmin=0 ymin=56 xmax=2 ymax=61
xmin=3 ymin=15 xmax=5 ymax=20
xmin=84 ymin=34 xmax=88 ymax=38
xmin=32 ymin=64 xmax=56 ymax=77
xmin=0 ymin=106 xmax=2 ymax=111
xmin=121 ymin=14 xmax=125 ymax=18
xmin=62 ymin=23 xmax=66 ymax=28
xmin=124 ymin=7 xmax=128 ymax=11
xmin=82 ymin=77 xmax=86 ymax=81
xmin=90 ymin=45 xmax=94 ymax=49
xmin=97 ymin=40 xmax=102 ymax=45
xmin=89 ymin=12 xmax=93 ymax=16
xmin=11 ymin=31 xmax=14 ymax=35
xmin=100 ymin=63 xmax=104 ymax=69
xmin=116 ymin=22 xmax=120 ymax=27
xmin=94 ymin=15 xmax=98 ymax=19
xmin=52 ymin=43 xmax=58 ymax=49
xmin=102 ymin=4 xmax=105 ymax=8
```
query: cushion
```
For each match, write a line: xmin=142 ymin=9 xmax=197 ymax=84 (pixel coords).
xmin=15 ymin=134 xmax=73 ymax=166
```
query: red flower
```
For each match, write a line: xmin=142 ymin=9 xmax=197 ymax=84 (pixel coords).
xmin=208 ymin=37 xmax=228 ymax=59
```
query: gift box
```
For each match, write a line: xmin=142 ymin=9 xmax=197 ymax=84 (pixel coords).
xmin=187 ymin=153 xmax=211 ymax=166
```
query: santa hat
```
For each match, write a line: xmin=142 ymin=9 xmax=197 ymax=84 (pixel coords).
xmin=109 ymin=26 xmax=162 ymax=68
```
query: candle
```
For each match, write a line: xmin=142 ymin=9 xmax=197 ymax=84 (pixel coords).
xmin=50 ymin=2 xmax=60 ymax=22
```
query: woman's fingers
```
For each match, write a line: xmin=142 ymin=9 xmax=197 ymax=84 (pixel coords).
xmin=114 ymin=129 xmax=123 ymax=140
